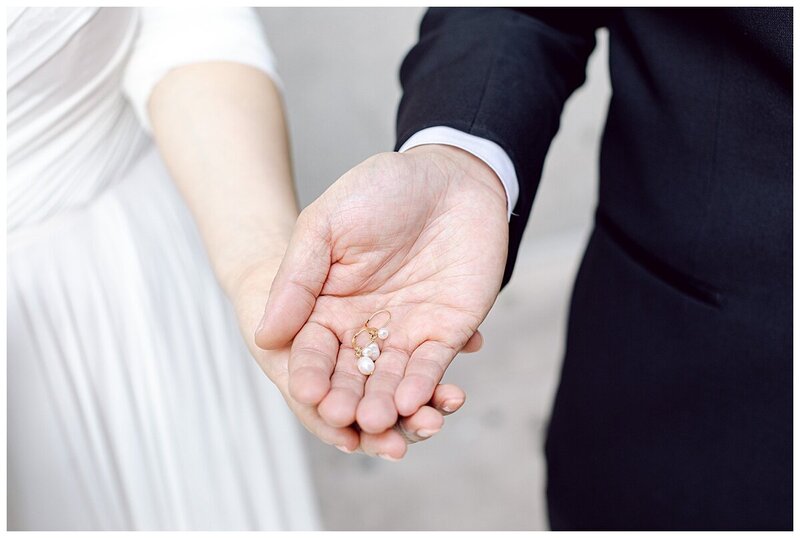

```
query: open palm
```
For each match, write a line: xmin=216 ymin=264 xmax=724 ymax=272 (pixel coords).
xmin=256 ymin=145 xmax=508 ymax=443
xmin=233 ymin=260 xmax=468 ymax=460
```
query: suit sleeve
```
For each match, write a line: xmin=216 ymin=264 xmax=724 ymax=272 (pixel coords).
xmin=396 ymin=7 xmax=606 ymax=286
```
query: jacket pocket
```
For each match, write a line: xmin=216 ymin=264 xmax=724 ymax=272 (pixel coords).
xmin=595 ymin=210 xmax=723 ymax=308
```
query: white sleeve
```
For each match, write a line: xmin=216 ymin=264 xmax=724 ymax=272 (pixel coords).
xmin=398 ymin=126 xmax=520 ymax=221
xmin=122 ymin=7 xmax=280 ymax=133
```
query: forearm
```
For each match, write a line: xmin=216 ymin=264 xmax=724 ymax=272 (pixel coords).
xmin=147 ymin=62 xmax=297 ymax=302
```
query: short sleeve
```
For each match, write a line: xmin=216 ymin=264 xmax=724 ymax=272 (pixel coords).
xmin=122 ymin=7 xmax=280 ymax=133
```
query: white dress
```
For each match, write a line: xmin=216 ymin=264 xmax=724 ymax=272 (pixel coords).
xmin=7 ymin=7 xmax=320 ymax=530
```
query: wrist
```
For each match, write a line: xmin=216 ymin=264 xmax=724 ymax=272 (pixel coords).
xmin=229 ymin=253 xmax=283 ymax=302
xmin=215 ymin=220 xmax=293 ymax=302
xmin=404 ymin=144 xmax=508 ymax=212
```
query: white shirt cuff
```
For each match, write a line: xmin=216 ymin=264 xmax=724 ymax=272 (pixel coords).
xmin=398 ymin=126 xmax=519 ymax=221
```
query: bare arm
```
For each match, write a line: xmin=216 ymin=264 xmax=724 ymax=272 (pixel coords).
xmin=148 ymin=62 xmax=296 ymax=304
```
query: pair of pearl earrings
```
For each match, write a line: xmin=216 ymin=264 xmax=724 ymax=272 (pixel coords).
xmin=351 ymin=309 xmax=391 ymax=376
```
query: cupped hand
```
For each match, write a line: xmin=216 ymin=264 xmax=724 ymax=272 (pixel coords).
xmin=232 ymin=260 xmax=466 ymax=459
xmin=254 ymin=145 xmax=508 ymax=449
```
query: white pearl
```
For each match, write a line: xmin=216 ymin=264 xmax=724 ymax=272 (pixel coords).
xmin=377 ymin=327 xmax=390 ymax=340
xmin=364 ymin=342 xmax=380 ymax=360
xmin=357 ymin=355 xmax=375 ymax=375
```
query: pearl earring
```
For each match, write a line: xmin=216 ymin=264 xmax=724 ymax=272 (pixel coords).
xmin=352 ymin=309 xmax=391 ymax=376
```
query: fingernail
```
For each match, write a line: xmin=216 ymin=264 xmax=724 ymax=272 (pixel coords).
xmin=335 ymin=445 xmax=353 ymax=454
xmin=442 ymin=399 xmax=464 ymax=412
xmin=416 ymin=428 xmax=440 ymax=438
xmin=378 ymin=453 xmax=401 ymax=462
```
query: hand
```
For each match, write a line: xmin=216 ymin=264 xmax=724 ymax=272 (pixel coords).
xmin=147 ymin=61 xmax=461 ymax=459
xmin=255 ymin=145 xmax=508 ymax=453
xmin=232 ymin=260 xmax=467 ymax=459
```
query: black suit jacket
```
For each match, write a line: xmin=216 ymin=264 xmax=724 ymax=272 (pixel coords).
xmin=396 ymin=8 xmax=791 ymax=530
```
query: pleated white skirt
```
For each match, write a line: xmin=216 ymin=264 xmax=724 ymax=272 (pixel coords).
xmin=8 ymin=146 xmax=320 ymax=530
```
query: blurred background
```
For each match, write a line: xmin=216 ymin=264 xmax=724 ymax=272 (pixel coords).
xmin=259 ymin=8 xmax=611 ymax=530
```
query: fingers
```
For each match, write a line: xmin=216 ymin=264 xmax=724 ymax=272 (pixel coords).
xmin=461 ymin=329 xmax=483 ymax=353
xmin=306 ymin=411 xmax=362 ymax=453
xmin=394 ymin=340 xmax=457 ymax=417
xmin=390 ymin=386 xmax=465 ymax=445
xmin=286 ymin=397 xmax=361 ymax=453
xmin=396 ymin=405 xmax=445 ymax=442
xmin=317 ymin=345 xmax=366 ymax=427
xmin=268 ymin=348 xmax=360 ymax=453
xmin=288 ymin=321 xmax=339 ymax=405
xmin=254 ymin=211 xmax=331 ymax=350
xmin=430 ymin=383 xmax=466 ymax=415
xmin=278 ymin=367 xmax=360 ymax=451
xmin=355 ymin=347 xmax=408 ymax=434
xmin=361 ymin=398 xmax=459 ymax=457
xmin=344 ymin=386 xmax=468 ymax=459
xmin=359 ymin=428 xmax=408 ymax=461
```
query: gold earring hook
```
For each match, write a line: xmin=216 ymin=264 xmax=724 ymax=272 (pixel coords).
xmin=365 ymin=309 xmax=391 ymax=328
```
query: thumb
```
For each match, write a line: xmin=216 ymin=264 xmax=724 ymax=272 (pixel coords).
xmin=255 ymin=210 xmax=331 ymax=349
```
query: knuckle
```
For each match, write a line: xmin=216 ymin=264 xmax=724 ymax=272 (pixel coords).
xmin=411 ymin=355 xmax=446 ymax=379
xmin=332 ymin=369 xmax=366 ymax=388
xmin=292 ymin=346 xmax=332 ymax=364
xmin=372 ymin=367 xmax=404 ymax=386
